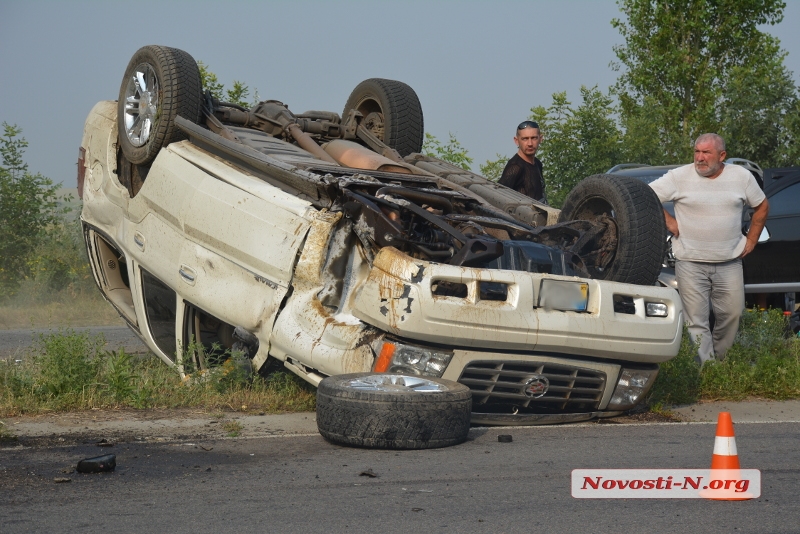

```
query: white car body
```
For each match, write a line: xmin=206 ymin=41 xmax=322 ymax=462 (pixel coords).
xmin=80 ymin=100 xmax=683 ymax=425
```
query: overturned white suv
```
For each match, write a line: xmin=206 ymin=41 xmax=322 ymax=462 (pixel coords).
xmin=79 ymin=45 xmax=683 ymax=428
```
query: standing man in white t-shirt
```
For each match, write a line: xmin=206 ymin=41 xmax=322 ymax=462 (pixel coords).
xmin=649 ymin=133 xmax=769 ymax=364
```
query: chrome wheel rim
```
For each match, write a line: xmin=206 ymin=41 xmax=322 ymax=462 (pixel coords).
xmin=123 ymin=63 xmax=159 ymax=147
xmin=346 ymin=374 xmax=447 ymax=393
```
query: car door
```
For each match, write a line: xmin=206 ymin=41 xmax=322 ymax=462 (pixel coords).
xmin=743 ymin=173 xmax=800 ymax=287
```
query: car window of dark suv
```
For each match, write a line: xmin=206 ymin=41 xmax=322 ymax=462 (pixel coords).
xmin=766 ymin=183 xmax=800 ymax=217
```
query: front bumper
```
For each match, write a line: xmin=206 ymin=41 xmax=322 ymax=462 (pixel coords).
xmin=353 ymin=247 xmax=683 ymax=364
xmin=470 ymin=411 xmax=621 ymax=426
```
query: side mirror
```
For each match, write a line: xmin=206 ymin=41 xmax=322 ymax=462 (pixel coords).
xmin=758 ymin=226 xmax=770 ymax=244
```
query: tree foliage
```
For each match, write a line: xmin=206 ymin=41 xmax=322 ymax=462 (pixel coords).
xmin=479 ymin=155 xmax=509 ymax=182
xmin=197 ymin=61 xmax=257 ymax=109
xmin=422 ymin=132 xmax=474 ymax=171
xmin=0 ymin=123 xmax=65 ymax=298
xmin=612 ymin=0 xmax=796 ymax=164
xmin=529 ymin=87 xmax=622 ymax=207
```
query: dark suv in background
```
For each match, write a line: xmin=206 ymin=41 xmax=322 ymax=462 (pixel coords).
xmin=607 ymin=161 xmax=800 ymax=319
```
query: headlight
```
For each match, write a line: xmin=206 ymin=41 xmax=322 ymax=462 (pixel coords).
xmin=646 ymin=302 xmax=668 ymax=317
xmin=371 ymin=339 xmax=454 ymax=378
xmin=607 ymin=366 xmax=659 ymax=410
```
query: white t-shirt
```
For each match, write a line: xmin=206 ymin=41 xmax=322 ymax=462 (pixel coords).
xmin=649 ymin=163 xmax=766 ymax=262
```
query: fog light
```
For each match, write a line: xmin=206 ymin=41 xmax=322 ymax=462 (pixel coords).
xmin=646 ymin=302 xmax=668 ymax=317
xmin=607 ymin=366 xmax=659 ymax=410
xmin=371 ymin=339 xmax=453 ymax=377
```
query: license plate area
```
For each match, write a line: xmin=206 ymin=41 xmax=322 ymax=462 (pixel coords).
xmin=538 ymin=279 xmax=589 ymax=312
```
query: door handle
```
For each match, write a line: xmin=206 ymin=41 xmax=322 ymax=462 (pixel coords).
xmin=179 ymin=265 xmax=197 ymax=285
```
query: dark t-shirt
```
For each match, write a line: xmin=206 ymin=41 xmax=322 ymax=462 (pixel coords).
xmin=499 ymin=153 xmax=546 ymax=203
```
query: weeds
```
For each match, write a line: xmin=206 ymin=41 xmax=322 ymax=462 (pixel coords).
xmin=648 ymin=327 xmax=702 ymax=406
xmin=0 ymin=329 xmax=316 ymax=417
xmin=0 ymin=420 xmax=16 ymax=442
xmin=649 ymin=308 xmax=800 ymax=407
xmin=222 ymin=420 xmax=243 ymax=437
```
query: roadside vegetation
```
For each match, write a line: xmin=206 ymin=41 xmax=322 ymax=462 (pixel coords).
xmin=0 ymin=123 xmax=120 ymax=329
xmin=0 ymin=329 xmax=316 ymax=418
xmin=649 ymin=309 xmax=800 ymax=408
xmin=1 ymin=312 xmax=798 ymax=419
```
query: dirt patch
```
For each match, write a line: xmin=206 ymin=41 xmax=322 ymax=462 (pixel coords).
xmin=1 ymin=408 xmax=320 ymax=448
xmin=595 ymin=410 xmax=683 ymax=424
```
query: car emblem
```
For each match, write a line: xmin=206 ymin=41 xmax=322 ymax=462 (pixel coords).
xmin=523 ymin=375 xmax=549 ymax=398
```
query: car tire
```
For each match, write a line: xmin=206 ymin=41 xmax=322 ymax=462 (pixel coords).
xmin=343 ymin=79 xmax=424 ymax=157
xmin=558 ymin=174 xmax=666 ymax=286
xmin=316 ymin=373 xmax=471 ymax=449
xmin=117 ymin=45 xmax=203 ymax=166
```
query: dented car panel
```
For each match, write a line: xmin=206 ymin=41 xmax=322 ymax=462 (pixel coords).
xmin=81 ymin=61 xmax=683 ymax=425
xmin=353 ymin=247 xmax=681 ymax=362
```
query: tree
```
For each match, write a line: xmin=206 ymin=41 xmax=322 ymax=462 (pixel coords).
xmin=197 ymin=61 xmax=257 ymax=109
xmin=422 ymin=132 xmax=473 ymax=171
xmin=721 ymin=57 xmax=797 ymax=166
xmin=529 ymin=87 xmax=622 ymax=207
xmin=0 ymin=123 xmax=64 ymax=297
xmin=775 ymin=97 xmax=800 ymax=166
xmin=479 ymin=155 xmax=509 ymax=182
xmin=612 ymin=0 xmax=793 ymax=162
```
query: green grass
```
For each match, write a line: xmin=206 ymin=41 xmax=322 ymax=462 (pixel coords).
xmin=222 ymin=420 xmax=244 ymax=437
xmin=648 ymin=308 xmax=800 ymax=407
xmin=2 ymin=310 xmax=798 ymax=419
xmin=0 ymin=329 xmax=316 ymax=417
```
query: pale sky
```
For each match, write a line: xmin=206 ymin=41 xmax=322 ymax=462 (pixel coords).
xmin=1 ymin=0 xmax=799 ymax=188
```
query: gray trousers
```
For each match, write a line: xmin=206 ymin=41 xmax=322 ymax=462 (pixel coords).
xmin=675 ymin=259 xmax=745 ymax=363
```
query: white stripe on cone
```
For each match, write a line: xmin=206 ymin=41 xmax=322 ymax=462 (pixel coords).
xmin=713 ymin=436 xmax=738 ymax=456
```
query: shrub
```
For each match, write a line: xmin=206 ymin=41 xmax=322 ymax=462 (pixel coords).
xmin=650 ymin=309 xmax=800 ymax=407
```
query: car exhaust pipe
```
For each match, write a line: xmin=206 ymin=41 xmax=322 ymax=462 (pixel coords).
xmin=323 ymin=139 xmax=414 ymax=174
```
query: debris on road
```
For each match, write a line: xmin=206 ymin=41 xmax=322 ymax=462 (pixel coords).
xmin=76 ymin=454 xmax=116 ymax=473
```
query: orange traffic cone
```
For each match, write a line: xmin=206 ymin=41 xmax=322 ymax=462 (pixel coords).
xmin=710 ymin=411 xmax=740 ymax=470
xmin=701 ymin=411 xmax=753 ymax=500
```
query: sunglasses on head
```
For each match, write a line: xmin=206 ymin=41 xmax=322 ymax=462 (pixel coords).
xmin=517 ymin=121 xmax=539 ymax=130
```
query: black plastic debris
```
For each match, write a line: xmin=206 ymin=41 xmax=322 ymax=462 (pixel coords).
xmin=498 ymin=435 xmax=513 ymax=443
xmin=77 ymin=454 xmax=116 ymax=473
xmin=359 ymin=469 xmax=378 ymax=478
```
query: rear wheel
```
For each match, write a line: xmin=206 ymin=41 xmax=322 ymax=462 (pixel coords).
xmin=117 ymin=45 xmax=202 ymax=165
xmin=316 ymin=373 xmax=471 ymax=449
xmin=343 ymin=79 xmax=424 ymax=156
xmin=558 ymin=174 xmax=666 ymax=285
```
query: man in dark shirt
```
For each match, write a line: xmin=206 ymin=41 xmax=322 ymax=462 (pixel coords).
xmin=499 ymin=120 xmax=546 ymax=203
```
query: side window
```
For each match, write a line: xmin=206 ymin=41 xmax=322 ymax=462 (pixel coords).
xmin=183 ymin=303 xmax=237 ymax=371
xmin=767 ymin=183 xmax=800 ymax=217
xmin=141 ymin=269 xmax=177 ymax=361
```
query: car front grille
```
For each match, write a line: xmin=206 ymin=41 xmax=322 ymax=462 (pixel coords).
xmin=458 ymin=360 xmax=607 ymax=412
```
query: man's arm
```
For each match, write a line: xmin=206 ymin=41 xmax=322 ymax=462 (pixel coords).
xmin=740 ymin=199 xmax=770 ymax=258
xmin=663 ymin=209 xmax=679 ymax=237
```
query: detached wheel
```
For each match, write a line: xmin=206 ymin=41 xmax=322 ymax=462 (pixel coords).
xmin=117 ymin=45 xmax=202 ymax=165
xmin=343 ymin=79 xmax=424 ymax=156
xmin=558 ymin=174 xmax=666 ymax=286
xmin=316 ymin=373 xmax=471 ymax=450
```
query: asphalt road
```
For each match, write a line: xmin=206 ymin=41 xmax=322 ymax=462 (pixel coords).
xmin=2 ymin=422 xmax=798 ymax=533
xmin=0 ymin=326 xmax=147 ymax=359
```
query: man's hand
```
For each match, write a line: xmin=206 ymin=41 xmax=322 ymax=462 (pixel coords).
xmin=740 ymin=239 xmax=757 ymax=258
xmin=664 ymin=210 xmax=679 ymax=237
xmin=740 ymin=198 xmax=770 ymax=258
